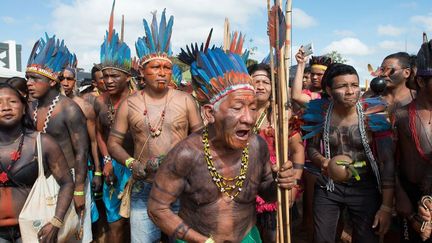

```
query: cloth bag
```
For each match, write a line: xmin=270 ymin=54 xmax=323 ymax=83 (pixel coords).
xmin=19 ymin=132 xmax=79 ymax=242
xmin=119 ymin=178 xmax=134 ymax=218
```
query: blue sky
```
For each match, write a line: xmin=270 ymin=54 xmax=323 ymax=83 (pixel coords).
xmin=1 ymin=0 xmax=432 ymax=84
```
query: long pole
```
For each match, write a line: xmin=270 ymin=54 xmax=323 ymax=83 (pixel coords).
xmin=267 ymin=0 xmax=284 ymax=242
xmin=283 ymin=1 xmax=292 ymax=242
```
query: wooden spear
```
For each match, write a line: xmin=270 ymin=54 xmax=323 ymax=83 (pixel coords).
xmin=282 ymin=1 xmax=292 ymax=242
xmin=266 ymin=0 xmax=284 ymax=241
xmin=267 ymin=0 xmax=292 ymax=242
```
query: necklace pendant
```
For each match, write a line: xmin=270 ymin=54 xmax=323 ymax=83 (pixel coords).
xmin=10 ymin=151 xmax=20 ymax=161
xmin=0 ymin=172 xmax=9 ymax=183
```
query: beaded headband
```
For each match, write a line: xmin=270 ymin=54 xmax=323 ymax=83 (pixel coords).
xmin=26 ymin=33 xmax=73 ymax=81
xmin=311 ymin=64 xmax=328 ymax=71
xmin=136 ymin=9 xmax=173 ymax=65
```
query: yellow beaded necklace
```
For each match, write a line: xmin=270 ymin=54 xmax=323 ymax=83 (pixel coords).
xmin=202 ymin=127 xmax=249 ymax=200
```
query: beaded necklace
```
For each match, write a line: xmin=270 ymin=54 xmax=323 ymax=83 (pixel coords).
xmin=107 ymin=98 xmax=119 ymax=127
xmin=142 ymin=90 xmax=169 ymax=138
xmin=33 ymin=95 xmax=60 ymax=133
xmin=202 ymin=127 xmax=249 ymax=200
xmin=0 ymin=129 xmax=25 ymax=184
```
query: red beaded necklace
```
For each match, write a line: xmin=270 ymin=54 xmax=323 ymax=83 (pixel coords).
xmin=408 ymin=101 xmax=432 ymax=163
xmin=142 ymin=90 xmax=170 ymax=138
xmin=0 ymin=129 xmax=25 ymax=184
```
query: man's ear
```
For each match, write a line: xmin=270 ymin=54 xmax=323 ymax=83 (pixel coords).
xmin=202 ymin=104 xmax=215 ymax=124
xmin=402 ymin=68 xmax=411 ymax=79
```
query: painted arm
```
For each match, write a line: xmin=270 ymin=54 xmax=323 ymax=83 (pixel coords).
xmin=65 ymin=103 xmax=89 ymax=213
xmin=107 ymin=99 xmax=131 ymax=166
xmin=85 ymin=103 xmax=102 ymax=191
xmin=372 ymin=133 xmax=395 ymax=235
xmin=289 ymin=132 xmax=305 ymax=205
xmin=38 ymin=133 xmax=74 ymax=242
xmin=147 ymin=143 xmax=208 ymax=243
xmin=306 ymin=134 xmax=328 ymax=172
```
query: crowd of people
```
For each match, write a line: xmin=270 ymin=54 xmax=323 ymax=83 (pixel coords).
xmin=0 ymin=3 xmax=432 ymax=243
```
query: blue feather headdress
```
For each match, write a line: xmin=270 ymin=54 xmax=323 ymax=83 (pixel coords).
xmin=179 ymin=45 xmax=254 ymax=105
xmin=26 ymin=33 xmax=73 ymax=81
xmin=135 ymin=9 xmax=174 ymax=65
xmin=100 ymin=0 xmax=131 ymax=74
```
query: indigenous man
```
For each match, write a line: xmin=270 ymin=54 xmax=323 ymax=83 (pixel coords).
xmin=375 ymin=52 xmax=416 ymax=114
xmin=61 ymin=59 xmax=102 ymax=193
xmin=81 ymin=64 xmax=105 ymax=106
xmin=146 ymin=45 xmax=296 ymax=242
xmin=26 ymin=34 xmax=89 ymax=222
xmin=60 ymin=60 xmax=102 ymax=242
xmin=93 ymin=16 xmax=134 ymax=241
xmin=393 ymin=36 xmax=432 ymax=243
xmin=303 ymin=63 xmax=395 ymax=243
xmin=107 ymin=10 xmax=203 ymax=242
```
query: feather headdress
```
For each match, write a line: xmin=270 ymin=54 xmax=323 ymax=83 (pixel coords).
xmin=100 ymin=0 xmax=131 ymax=74
xmin=416 ymin=32 xmax=432 ymax=77
xmin=135 ymin=9 xmax=174 ymax=65
xmin=179 ymin=31 xmax=254 ymax=105
xmin=26 ymin=33 xmax=73 ymax=81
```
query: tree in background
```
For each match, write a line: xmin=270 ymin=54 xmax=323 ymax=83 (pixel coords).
xmin=326 ymin=50 xmax=347 ymax=64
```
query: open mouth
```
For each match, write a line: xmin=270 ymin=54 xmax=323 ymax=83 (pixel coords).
xmin=235 ymin=129 xmax=250 ymax=139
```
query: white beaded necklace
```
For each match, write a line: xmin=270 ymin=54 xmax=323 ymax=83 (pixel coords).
xmin=33 ymin=95 xmax=61 ymax=133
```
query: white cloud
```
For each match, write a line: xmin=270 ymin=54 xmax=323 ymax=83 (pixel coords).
xmin=378 ymin=40 xmax=404 ymax=50
xmin=1 ymin=16 xmax=15 ymax=24
xmin=398 ymin=2 xmax=418 ymax=9
xmin=410 ymin=15 xmax=432 ymax=32
xmin=292 ymin=8 xmax=317 ymax=29
xmin=333 ymin=30 xmax=356 ymax=37
xmin=377 ymin=24 xmax=405 ymax=36
xmin=49 ymin=0 xmax=264 ymax=71
xmin=323 ymin=38 xmax=372 ymax=56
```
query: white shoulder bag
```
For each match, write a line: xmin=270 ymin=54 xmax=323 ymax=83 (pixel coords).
xmin=19 ymin=132 xmax=79 ymax=242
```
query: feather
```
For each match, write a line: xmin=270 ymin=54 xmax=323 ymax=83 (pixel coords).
xmin=236 ymin=33 xmax=244 ymax=54
xmin=302 ymin=129 xmax=323 ymax=140
xmin=230 ymin=32 xmax=238 ymax=53
xmin=197 ymin=52 xmax=217 ymax=79
xmin=150 ymin=11 xmax=159 ymax=51
xmin=268 ymin=5 xmax=286 ymax=49
xmin=108 ymin=0 xmax=116 ymax=43
xmin=143 ymin=19 xmax=156 ymax=53
xmin=204 ymin=28 xmax=213 ymax=52
xmin=159 ymin=9 xmax=167 ymax=52
xmin=162 ymin=15 xmax=174 ymax=54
